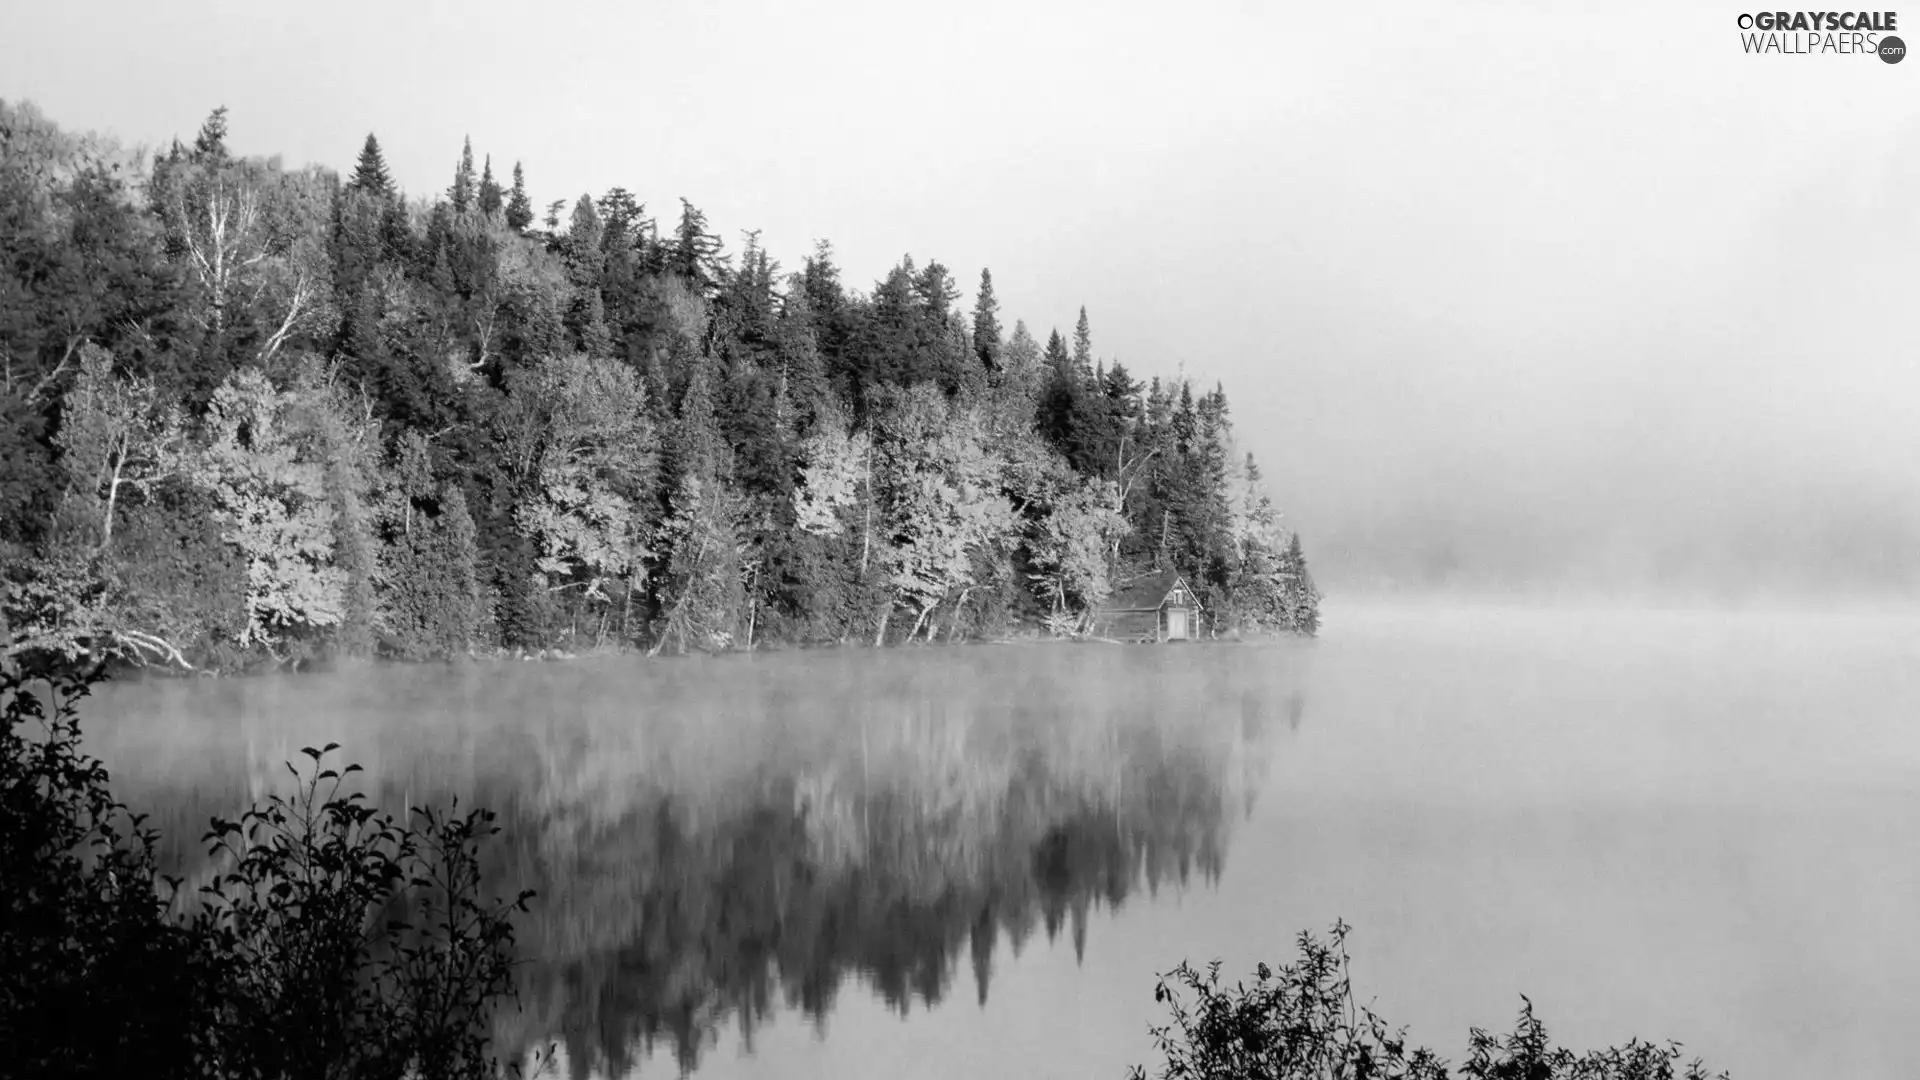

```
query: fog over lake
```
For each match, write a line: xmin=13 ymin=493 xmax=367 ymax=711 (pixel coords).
xmin=83 ymin=599 xmax=1920 ymax=1080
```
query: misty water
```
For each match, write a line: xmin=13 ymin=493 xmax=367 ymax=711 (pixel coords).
xmin=84 ymin=601 xmax=1920 ymax=1080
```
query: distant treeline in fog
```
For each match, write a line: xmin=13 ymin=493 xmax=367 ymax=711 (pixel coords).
xmin=0 ymin=102 xmax=1318 ymax=672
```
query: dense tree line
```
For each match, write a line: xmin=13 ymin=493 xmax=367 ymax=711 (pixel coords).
xmin=0 ymin=102 xmax=1319 ymax=671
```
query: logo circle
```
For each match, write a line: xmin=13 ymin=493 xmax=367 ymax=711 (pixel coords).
xmin=1882 ymin=35 xmax=1907 ymax=63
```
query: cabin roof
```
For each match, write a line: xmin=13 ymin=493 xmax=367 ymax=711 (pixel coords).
xmin=1103 ymin=570 xmax=1200 ymax=613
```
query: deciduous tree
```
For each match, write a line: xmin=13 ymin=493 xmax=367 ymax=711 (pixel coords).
xmin=508 ymin=353 xmax=658 ymax=627
xmin=872 ymin=386 xmax=1016 ymax=643
xmin=190 ymin=366 xmax=346 ymax=653
xmin=53 ymin=344 xmax=184 ymax=548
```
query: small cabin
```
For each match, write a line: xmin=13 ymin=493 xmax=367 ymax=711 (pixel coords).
xmin=1092 ymin=571 xmax=1203 ymax=643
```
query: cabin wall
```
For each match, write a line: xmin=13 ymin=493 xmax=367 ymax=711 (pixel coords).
xmin=1093 ymin=609 xmax=1161 ymax=641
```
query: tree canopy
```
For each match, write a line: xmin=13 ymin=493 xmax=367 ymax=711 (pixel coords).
xmin=0 ymin=101 xmax=1320 ymax=672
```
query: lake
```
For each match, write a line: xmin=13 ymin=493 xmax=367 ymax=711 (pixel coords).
xmin=83 ymin=600 xmax=1920 ymax=1080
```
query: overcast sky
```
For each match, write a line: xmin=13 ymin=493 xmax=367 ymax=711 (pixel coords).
xmin=6 ymin=0 xmax=1916 ymax=598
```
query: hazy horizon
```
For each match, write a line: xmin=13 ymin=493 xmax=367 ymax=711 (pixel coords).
xmin=6 ymin=0 xmax=1915 ymax=599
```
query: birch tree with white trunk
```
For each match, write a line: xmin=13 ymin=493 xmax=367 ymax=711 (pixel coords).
xmin=54 ymin=344 xmax=185 ymax=548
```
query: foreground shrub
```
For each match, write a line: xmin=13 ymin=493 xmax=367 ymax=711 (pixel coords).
xmin=1130 ymin=921 xmax=1727 ymax=1080
xmin=0 ymin=659 xmax=534 ymax=1080
xmin=1 ymin=661 xmax=209 ymax=1076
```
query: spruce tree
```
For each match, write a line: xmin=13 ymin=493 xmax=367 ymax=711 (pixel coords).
xmin=505 ymin=161 xmax=534 ymax=231
xmin=434 ymin=486 xmax=483 ymax=657
xmin=379 ymin=197 xmax=413 ymax=261
xmin=477 ymin=154 xmax=502 ymax=216
xmin=1198 ymin=384 xmax=1231 ymax=490
xmin=1145 ymin=376 xmax=1171 ymax=430
xmin=672 ymin=198 xmax=723 ymax=289
xmin=672 ymin=358 xmax=729 ymax=483
xmin=1173 ymin=380 xmax=1197 ymax=453
xmin=775 ymin=279 xmax=832 ymax=436
xmin=348 ymin=133 xmax=393 ymax=197
xmin=655 ymin=359 xmax=747 ymax=652
xmin=567 ymin=194 xmax=604 ymax=258
xmin=1044 ymin=329 xmax=1070 ymax=374
xmin=912 ymin=260 xmax=959 ymax=325
xmin=971 ymin=268 xmax=1002 ymax=369
xmin=1039 ymin=326 xmax=1102 ymax=471
xmin=1006 ymin=320 xmax=1039 ymax=377
xmin=449 ymin=136 xmax=476 ymax=211
xmin=599 ymin=187 xmax=644 ymax=248
xmin=802 ymin=240 xmax=845 ymax=320
xmin=1281 ymin=532 xmax=1321 ymax=636
xmin=1102 ymin=360 xmax=1140 ymax=410
xmin=191 ymin=106 xmax=229 ymax=163
xmin=1072 ymin=306 xmax=1093 ymax=372
xmin=384 ymin=480 xmax=483 ymax=661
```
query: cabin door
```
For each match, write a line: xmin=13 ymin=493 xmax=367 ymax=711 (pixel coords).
xmin=1165 ymin=607 xmax=1188 ymax=641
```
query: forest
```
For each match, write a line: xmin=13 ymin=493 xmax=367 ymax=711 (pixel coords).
xmin=0 ymin=101 xmax=1320 ymax=673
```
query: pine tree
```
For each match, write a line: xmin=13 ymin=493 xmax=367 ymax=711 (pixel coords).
xmin=1072 ymin=306 xmax=1093 ymax=373
xmin=191 ymin=106 xmax=229 ymax=163
xmin=775 ymin=278 xmax=832 ymax=437
xmin=1173 ymin=380 xmax=1197 ymax=453
xmin=505 ymin=161 xmax=534 ymax=231
xmin=599 ymin=187 xmax=644 ymax=249
xmin=971 ymin=268 xmax=1002 ymax=369
xmin=383 ymin=476 xmax=483 ymax=661
xmin=802 ymin=240 xmax=845 ymax=321
xmin=672 ymin=358 xmax=730 ymax=484
xmin=572 ymin=290 xmax=613 ymax=358
xmin=859 ymin=259 xmax=924 ymax=392
xmin=1225 ymin=452 xmax=1290 ymax=636
xmin=477 ymin=154 xmax=502 ymax=216
xmin=1045 ymin=329 xmax=1071 ymax=375
xmin=1039 ymin=323 xmax=1110 ymax=476
xmin=1145 ymin=376 xmax=1171 ymax=431
xmin=912 ymin=260 xmax=959 ymax=325
xmin=1102 ymin=360 xmax=1141 ymax=412
xmin=349 ymin=133 xmax=393 ymax=197
xmin=721 ymin=230 xmax=778 ymax=349
xmin=434 ymin=486 xmax=483 ymax=657
xmin=567 ymin=194 xmax=604 ymax=259
xmin=672 ymin=198 xmax=723 ymax=290
xmin=1005 ymin=320 xmax=1039 ymax=384
xmin=1281 ymin=532 xmax=1321 ymax=636
xmin=379 ymin=196 xmax=413 ymax=261
xmin=1197 ymin=384 xmax=1231 ymax=491
xmin=450 ymin=136 xmax=476 ymax=211
xmin=654 ymin=359 xmax=746 ymax=652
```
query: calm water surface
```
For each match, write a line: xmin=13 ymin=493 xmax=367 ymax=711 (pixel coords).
xmin=89 ymin=601 xmax=1920 ymax=1080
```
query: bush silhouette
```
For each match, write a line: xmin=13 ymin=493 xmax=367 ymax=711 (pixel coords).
xmin=0 ymin=659 xmax=534 ymax=1080
xmin=1130 ymin=921 xmax=1728 ymax=1080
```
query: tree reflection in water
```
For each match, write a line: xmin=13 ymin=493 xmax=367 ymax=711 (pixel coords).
xmin=95 ymin=646 xmax=1306 ymax=1079
xmin=491 ymin=691 xmax=1294 ymax=1077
